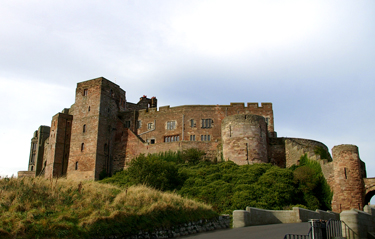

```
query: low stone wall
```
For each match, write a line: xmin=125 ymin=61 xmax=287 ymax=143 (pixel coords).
xmin=296 ymin=208 xmax=320 ymax=222
xmin=316 ymin=209 xmax=340 ymax=221
xmin=17 ymin=171 xmax=35 ymax=178
xmin=93 ymin=215 xmax=230 ymax=239
xmin=341 ymin=207 xmax=375 ymax=239
xmin=233 ymin=207 xmax=339 ymax=228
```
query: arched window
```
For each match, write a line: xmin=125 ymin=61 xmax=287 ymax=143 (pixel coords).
xmin=83 ymin=124 xmax=86 ymax=133
xmin=75 ymin=161 xmax=78 ymax=170
xmin=81 ymin=143 xmax=84 ymax=151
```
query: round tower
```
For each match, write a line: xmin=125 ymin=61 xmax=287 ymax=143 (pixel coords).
xmin=331 ymin=144 xmax=365 ymax=212
xmin=221 ymin=114 xmax=268 ymax=165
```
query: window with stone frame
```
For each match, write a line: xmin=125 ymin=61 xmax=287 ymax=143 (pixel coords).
xmin=30 ymin=154 xmax=36 ymax=164
xmin=190 ymin=119 xmax=196 ymax=127
xmin=83 ymin=89 xmax=88 ymax=96
xmin=190 ymin=135 xmax=196 ymax=141
xmin=201 ymin=119 xmax=212 ymax=128
xmin=201 ymin=135 xmax=211 ymax=141
xmin=166 ymin=121 xmax=176 ymax=130
xmin=147 ymin=122 xmax=154 ymax=130
xmin=164 ymin=135 xmax=179 ymax=142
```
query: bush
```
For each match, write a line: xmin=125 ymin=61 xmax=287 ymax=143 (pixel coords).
xmin=102 ymin=154 xmax=186 ymax=191
xmin=293 ymin=154 xmax=333 ymax=210
xmin=102 ymin=149 xmax=333 ymax=214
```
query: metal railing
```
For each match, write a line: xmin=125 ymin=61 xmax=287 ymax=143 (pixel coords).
xmin=284 ymin=219 xmax=358 ymax=239
xmin=326 ymin=219 xmax=358 ymax=239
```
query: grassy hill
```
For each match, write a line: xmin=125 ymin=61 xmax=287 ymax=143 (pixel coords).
xmin=0 ymin=177 xmax=217 ymax=239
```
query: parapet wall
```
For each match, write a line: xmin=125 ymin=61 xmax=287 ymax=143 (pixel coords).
xmin=233 ymin=207 xmax=339 ymax=228
xmin=268 ymin=137 xmax=331 ymax=168
xmin=341 ymin=207 xmax=375 ymax=239
xmin=284 ymin=138 xmax=331 ymax=167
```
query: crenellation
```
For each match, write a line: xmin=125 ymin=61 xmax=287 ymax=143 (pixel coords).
xmin=19 ymin=77 xmax=372 ymax=213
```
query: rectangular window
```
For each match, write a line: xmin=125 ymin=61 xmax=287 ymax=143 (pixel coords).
xmin=31 ymin=154 xmax=35 ymax=164
xmin=83 ymin=89 xmax=88 ymax=96
xmin=150 ymin=139 xmax=155 ymax=144
xmin=147 ymin=123 xmax=153 ymax=130
xmin=164 ymin=135 xmax=179 ymax=142
xmin=201 ymin=135 xmax=211 ymax=141
xmin=201 ymin=119 xmax=212 ymax=128
xmin=167 ymin=121 xmax=176 ymax=130
xmin=190 ymin=135 xmax=196 ymax=141
xmin=124 ymin=121 xmax=131 ymax=128
xmin=190 ymin=119 xmax=195 ymax=127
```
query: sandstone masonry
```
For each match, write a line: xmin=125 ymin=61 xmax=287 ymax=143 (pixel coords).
xmin=18 ymin=77 xmax=374 ymax=213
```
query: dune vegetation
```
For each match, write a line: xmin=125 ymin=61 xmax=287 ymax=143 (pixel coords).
xmin=0 ymin=176 xmax=217 ymax=239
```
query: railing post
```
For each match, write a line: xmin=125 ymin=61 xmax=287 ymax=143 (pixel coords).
xmin=309 ymin=219 xmax=316 ymax=239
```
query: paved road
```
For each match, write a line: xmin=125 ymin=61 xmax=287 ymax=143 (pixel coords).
xmin=181 ymin=223 xmax=310 ymax=239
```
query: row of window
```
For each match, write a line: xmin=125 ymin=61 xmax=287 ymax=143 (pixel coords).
xmin=189 ymin=135 xmax=211 ymax=141
xmin=133 ymin=119 xmax=213 ymax=130
xmin=162 ymin=135 xmax=212 ymax=142
xmin=164 ymin=135 xmax=179 ymax=142
xmin=132 ymin=118 xmax=271 ymax=130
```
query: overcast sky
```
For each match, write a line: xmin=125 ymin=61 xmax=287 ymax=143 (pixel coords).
xmin=1 ymin=0 xmax=374 ymax=188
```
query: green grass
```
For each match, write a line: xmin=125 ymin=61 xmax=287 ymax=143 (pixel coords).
xmin=0 ymin=177 xmax=217 ymax=239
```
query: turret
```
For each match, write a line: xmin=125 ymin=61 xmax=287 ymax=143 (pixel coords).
xmin=331 ymin=144 xmax=365 ymax=212
xmin=221 ymin=114 xmax=269 ymax=165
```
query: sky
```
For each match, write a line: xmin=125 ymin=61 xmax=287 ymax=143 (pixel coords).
xmin=0 ymin=0 xmax=374 ymax=188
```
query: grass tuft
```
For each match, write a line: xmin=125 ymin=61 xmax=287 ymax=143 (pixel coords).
xmin=0 ymin=177 xmax=217 ymax=238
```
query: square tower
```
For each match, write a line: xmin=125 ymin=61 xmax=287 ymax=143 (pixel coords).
xmin=67 ymin=77 xmax=126 ymax=180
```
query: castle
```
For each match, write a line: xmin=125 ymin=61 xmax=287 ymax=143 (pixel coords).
xmin=18 ymin=77 xmax=375 ymax=213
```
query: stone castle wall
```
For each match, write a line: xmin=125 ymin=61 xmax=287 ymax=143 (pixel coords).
xmin=20 ymin=77 xmax=373 ymax=214
xmin=44 ymin=113 xmax=73 ymax=178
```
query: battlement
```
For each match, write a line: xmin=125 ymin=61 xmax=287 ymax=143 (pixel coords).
xmin=138 ymin=102 xmax=272 ymax=114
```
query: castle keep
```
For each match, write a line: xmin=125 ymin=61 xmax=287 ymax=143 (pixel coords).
xmin=19 ymin=77 xmax=375 ymax=213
